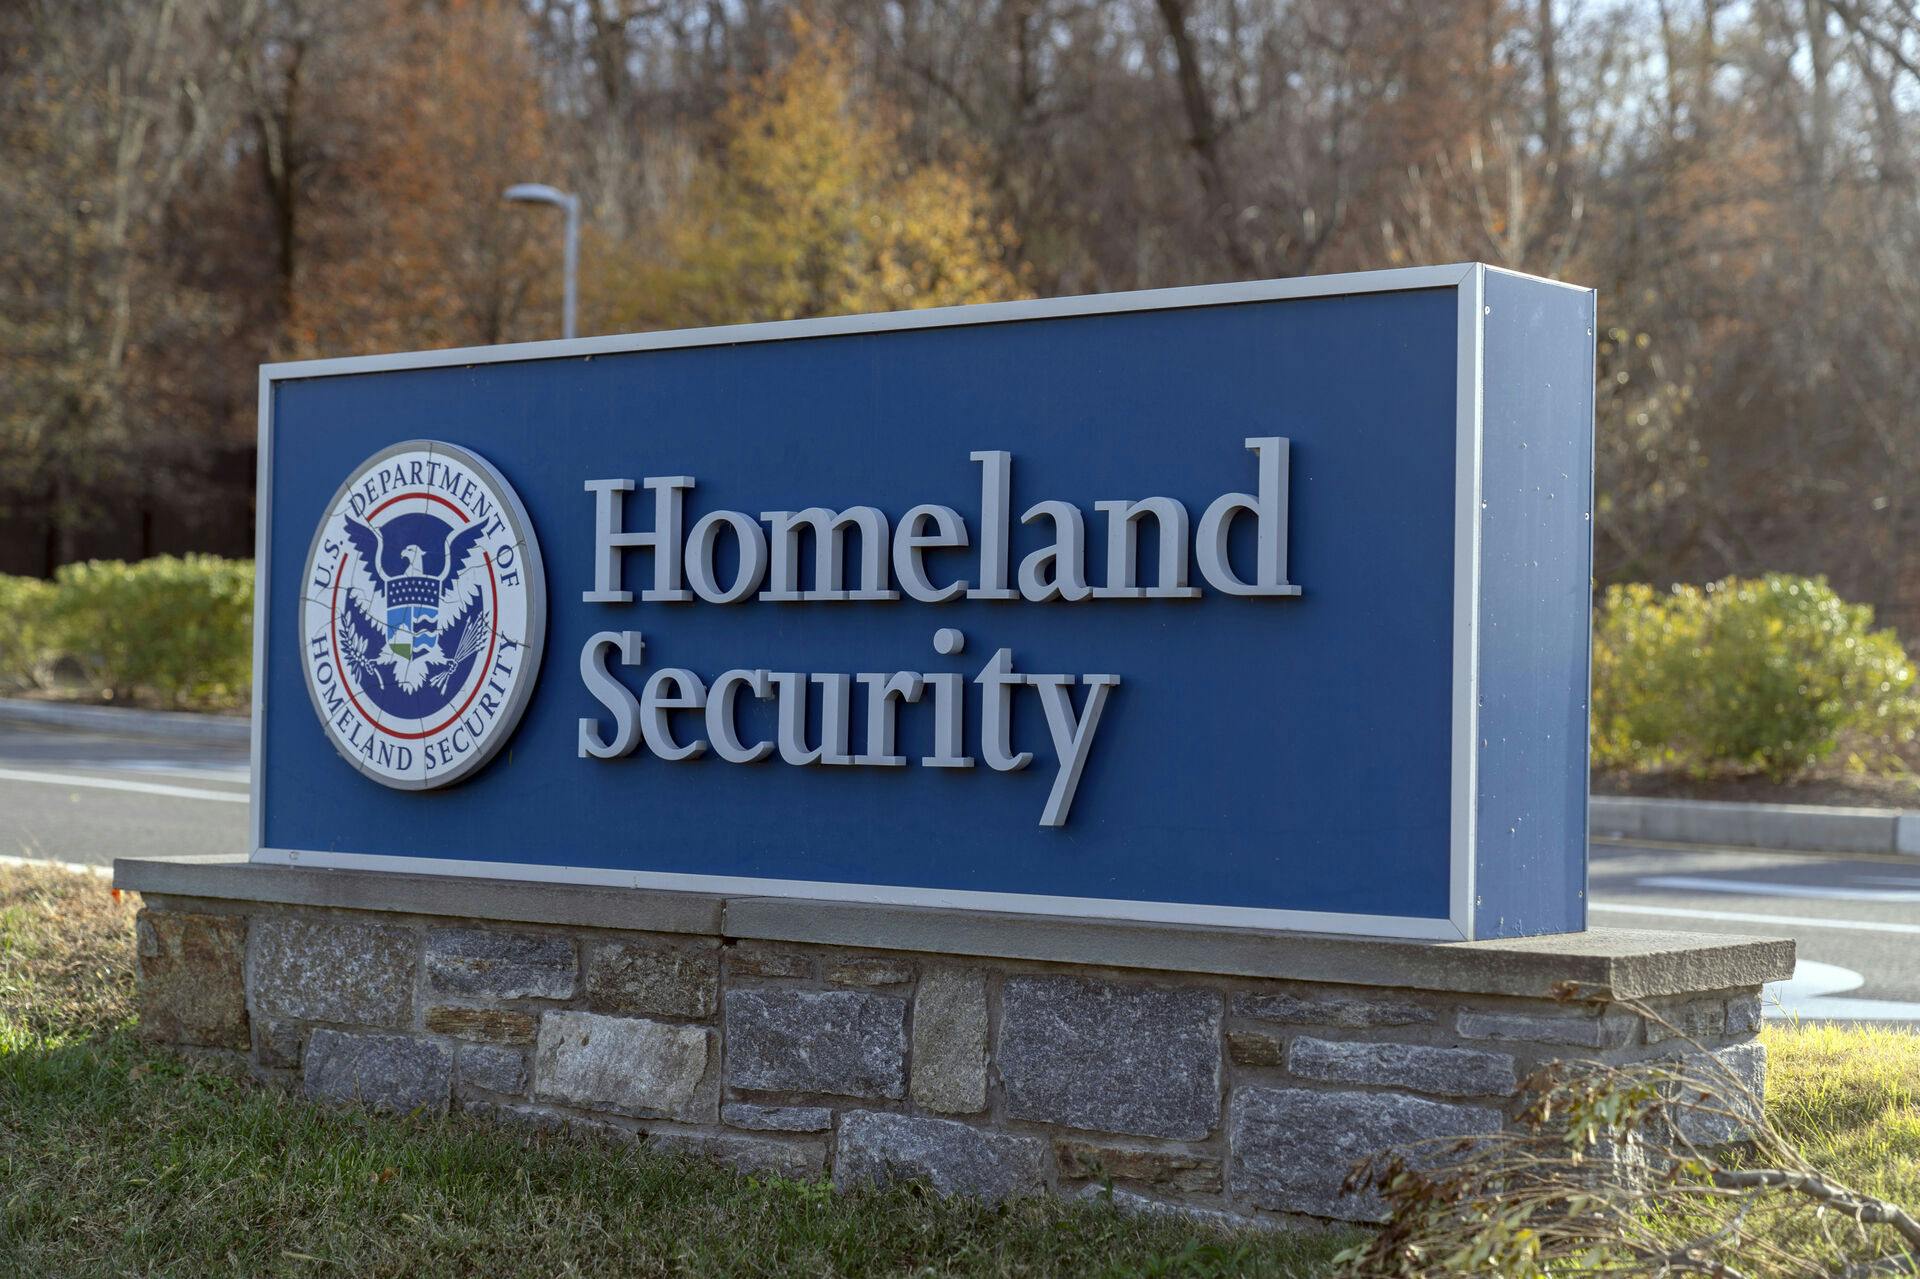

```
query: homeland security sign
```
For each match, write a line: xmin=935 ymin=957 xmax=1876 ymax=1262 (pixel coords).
xmin=254 ymin=264 xmax=1595 ymax=941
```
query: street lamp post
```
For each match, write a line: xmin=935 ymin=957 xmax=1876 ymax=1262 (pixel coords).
xmin=503 ymin=183 xmax=580 ymax=340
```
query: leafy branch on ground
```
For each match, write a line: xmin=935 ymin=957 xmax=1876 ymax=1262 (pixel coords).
xmin=1332 ymin=997 xmax=1920 ymax=1279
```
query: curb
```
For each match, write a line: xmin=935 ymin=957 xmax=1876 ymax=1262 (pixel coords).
xmin=0 ymin=696 xmax=249 ymax=747
xmin=1591 ymin=794 xmax=1920 ymax=857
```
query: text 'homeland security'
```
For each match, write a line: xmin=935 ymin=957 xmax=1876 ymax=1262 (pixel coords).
xmin=576 ymin=437 xmax=1298 ymax=826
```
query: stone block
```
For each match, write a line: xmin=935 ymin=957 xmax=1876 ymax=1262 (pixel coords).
xmin=725 ymin=989 xmax=906 ymax=1100
xmin=826 ymin=956 xmax=914 ymax=987
xmin=1054 ymin=1139 xmax=1222 ymax=1193
xmin=722 ymin=1103 xmax=833 ymax=1133
xmin=1227 ymin=1029 xmax=1285 ymax=1067
xmin=910 ymin=967 xmax=988 ymax=1114
xmin=459 ymin=1043 xmax=527 ymax=1095
xmin=649 ymin=1131 xmax=825 ymax=1179
xmin=136 ymin=911 xmax=249 ymax=1050
xmin=1456 ymin=1005 xmax=1637 ymax=1050
xmin=724 ymin=947 xmax=812 ymax=979
xmin=256 ymin=1017 xmax=304 ymax=1069
xmin=253 ymin=917 xmax=416 ymax=1028
xmin=1645 ymin=997 xmax=1728 ymax=1045
xmin=1000 ymin=976 xmax=1221 ymax=1139
xmin=1230 ymin=1086 xmax=1503 ymax=1221
xmin=1074 ymin=1184 xmax=1265 ymax=1232
xmin=533 ymin=1010 xmax=715 ymax=1121
xmin=586 ymin=940 xmax=718 ymax=1019
xmin=1670 ymin=1041 xmax=1766 ymax=1148
xmin=1232 ymin=990 xmax=1435 ymax=1029
xmin=461 ymin=1098 xmax=633 ymax=1142
xmin=426 ymin=928 xmax=577 ymax=1000
xmin=425 ymin=1006 xmax=538 ymax=1045
xmin=304 ymin=1029 xmax=451 ymax=1114
xmin=835 ymin=1111 xmax=1047 ymax=1202
xmin=1288 ymin=1037 xmax=1518 ymax=1098
xmin=1725 ymin=993 xmax=1763 ymax=1036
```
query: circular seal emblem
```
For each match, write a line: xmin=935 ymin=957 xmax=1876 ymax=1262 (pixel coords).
xmin=300 ymin=441 xmax=545 ymax=789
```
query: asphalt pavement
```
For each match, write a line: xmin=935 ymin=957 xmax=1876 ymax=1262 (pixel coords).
xmin=1591 ymin=840 xmax=1920 ymax=1023
xmin=0 ymin=720 xmax=248 ymax=864
xmin=2 ymin=718 xmax=1915 ymax=1025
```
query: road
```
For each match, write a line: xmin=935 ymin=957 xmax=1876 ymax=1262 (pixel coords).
xmin=1591 ymin=841 xmax=1920 ymax=1023
xmin=2 ymin=719 xmax=1915 ymax=1023
xmin=0 ymin=720 xmax=248 ymax=864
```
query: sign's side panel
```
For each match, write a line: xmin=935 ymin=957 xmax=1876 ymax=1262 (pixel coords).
xmin=260 ymin=288 xmax=1465 ymax=927
xmin=1472 ymin=271 xmax=1597 ymax=939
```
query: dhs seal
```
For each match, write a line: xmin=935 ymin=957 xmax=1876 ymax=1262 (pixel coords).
xmin=300 ymin=441 xmax=545 ymax=789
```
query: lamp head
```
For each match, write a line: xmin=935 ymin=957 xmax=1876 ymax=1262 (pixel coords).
xmin=503 ymin=183 xmax=569 ymax=207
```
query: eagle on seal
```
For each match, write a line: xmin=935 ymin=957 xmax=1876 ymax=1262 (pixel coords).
xmin=339 ymin=515 xmax=491 ymax=697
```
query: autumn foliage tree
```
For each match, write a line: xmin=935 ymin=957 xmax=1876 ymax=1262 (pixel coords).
xmin=291 ymin=0 xmax=558 ymax=355
xmin=592 ymin=20 xmax=1025 ymax=332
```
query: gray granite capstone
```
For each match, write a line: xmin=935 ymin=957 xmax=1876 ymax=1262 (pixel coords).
xmin=252 ymin=917 xmax=416 ymax=1027
xmin=303 ymin=1029 xmax=452 ymax=1114
xmin=426 ymin=928 xmax=577 ymax=1000
xmin=835 ymin=1111 xmax=1047 ymax=1201
xmin=999 ymin=976 xmax=1221 ymax=1139
xmin=1230 ymin=1085 xmax=1503 ymax=1220
xmin=725 ymin=989 xmax=907 ymax=1099
xmin=533 ymin=1009 xmax=714 ymax=1121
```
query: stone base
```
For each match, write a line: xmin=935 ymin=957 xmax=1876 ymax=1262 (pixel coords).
xmin=114 ymin=857 xmax=1792 ymax=1227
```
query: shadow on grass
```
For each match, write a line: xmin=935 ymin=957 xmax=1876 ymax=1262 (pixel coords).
xmin=0 ymin=1030 xmax=1351 ymax=1279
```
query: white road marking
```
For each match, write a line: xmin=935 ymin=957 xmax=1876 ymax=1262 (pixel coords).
xmin=1592 ymin=902 xmax=1920 ymax=935
xmin=0 ymin=767 xmax=248 ymax=805
xmin=1765 ymin=960 xmax=1920 ymax=1022
xmin=1637 ymin=875 xmax=1920 ymax=903
xmin=0 ymin=853 xmax=111 ymax=877
xmin=32 ymin=758 xmax=251 ymax=783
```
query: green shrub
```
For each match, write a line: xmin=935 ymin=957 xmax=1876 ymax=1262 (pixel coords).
xmin=48 ymin=555 xmax=254 ymax=709
xmin=1592 ymin=574 xmax=1919 ymax=778
xmin=0 ymin=574 xmax=58 ymax=691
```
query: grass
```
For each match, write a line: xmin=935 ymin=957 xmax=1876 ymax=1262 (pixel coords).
xmin=6 ymin=864 xmax=1917 ymax=1278
xmin=1763 ymin=1017 xmax=1920 ymax=1219
xmin=0 ymin=865 xmax=1347 ymax=1278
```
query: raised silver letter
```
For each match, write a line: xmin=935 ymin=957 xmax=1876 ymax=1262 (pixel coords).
xmin=687 ymin=510 xmax=770 ymax=604
xmin=578 ymin=630 xmax=643 ymax=758
xmin=1197 ymin=437 xmax=1300 ymax=597
xmin=976 ymin=647 xmax=1032 ymax=771
xmin=1027 ymin=673 xmax=1118 ymax=827
xmin=584 ymin=476 xmax=694 ymax=604
xmin=640 ymin=667 xmax=708 ymax=762
xmin=893 ymin=504 xmax=970 ymax=603
xmin=967 ymin=450 xmax=1017 ymax=600
xmin=1094 ymin=497 xmax=1200 ymax=599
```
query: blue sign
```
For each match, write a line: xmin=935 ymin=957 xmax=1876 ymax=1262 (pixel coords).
xmin=253 ymin=263 xmax=1595 ymax=940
